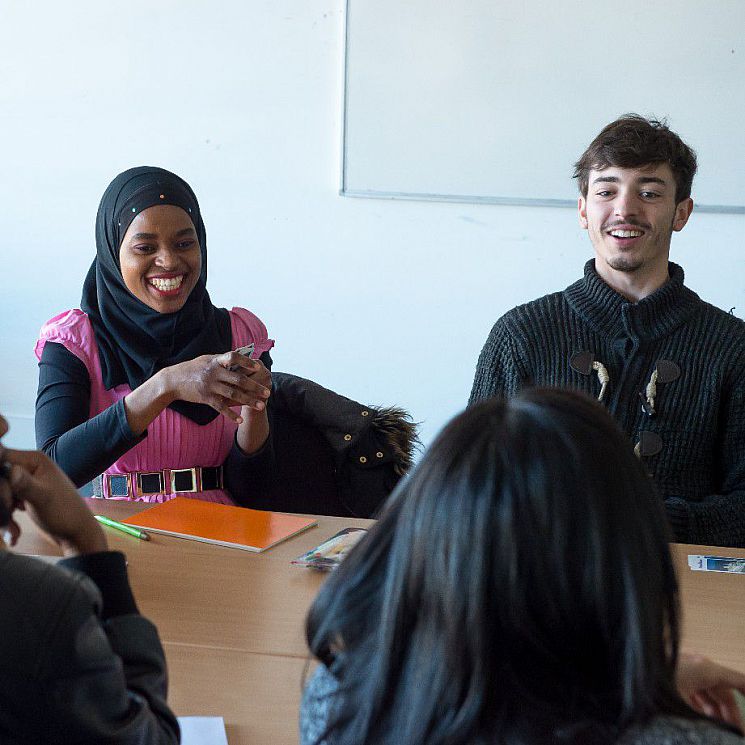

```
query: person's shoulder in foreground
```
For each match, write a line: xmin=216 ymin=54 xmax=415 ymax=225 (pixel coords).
xmin=0 ymin=550 xmax=175 ymax=743
xmin=301 ymin=665 xmax=745 ymax=745
xmin=300 ymin=663 xmax=336 ymax=745
xmin=0 ymin=413 xmax=179 ymax=744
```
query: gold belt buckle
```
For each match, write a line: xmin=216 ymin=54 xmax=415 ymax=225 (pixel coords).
xmin=170 ymin=467 xmax=199 ymax=493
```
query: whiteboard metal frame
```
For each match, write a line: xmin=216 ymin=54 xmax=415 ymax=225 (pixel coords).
xmin=339 ymin=0 xmax=745 ymax=216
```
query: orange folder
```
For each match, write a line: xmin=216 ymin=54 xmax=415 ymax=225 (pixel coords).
xmin=120 ymin=497 xmax=317 ymax=552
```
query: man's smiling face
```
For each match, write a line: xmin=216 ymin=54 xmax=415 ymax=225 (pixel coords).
xmin=578 ymin=163 xmax=693 ymax=278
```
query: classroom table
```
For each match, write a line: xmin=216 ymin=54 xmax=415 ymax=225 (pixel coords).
xmin=13 ymin=499 xmax=368 ymax=745
xmin=11 ymin=501 xmax=745 ymax=745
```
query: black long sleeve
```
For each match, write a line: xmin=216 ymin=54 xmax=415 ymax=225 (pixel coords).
xmin=36 ymin=342 xmax=145 ymax=486
xmin=60 ymin=551 xmax=139 ymax=620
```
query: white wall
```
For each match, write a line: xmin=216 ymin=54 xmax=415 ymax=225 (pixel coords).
xmin=1 ymin=0 xmax=743 ymax=451
xmin=343 ymin=0 xmax=745 ymax=208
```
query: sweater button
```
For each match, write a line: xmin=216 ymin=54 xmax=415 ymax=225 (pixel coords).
xmin=635 ymin=431 xmax=663 ymax=458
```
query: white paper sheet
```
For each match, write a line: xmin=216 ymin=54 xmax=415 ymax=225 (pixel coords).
xmin=178 ymin=716 xmax=229 ymax=745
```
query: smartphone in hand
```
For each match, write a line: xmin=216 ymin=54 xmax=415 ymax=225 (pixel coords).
xmin=229 ymin=343 xmax=255 ymax=371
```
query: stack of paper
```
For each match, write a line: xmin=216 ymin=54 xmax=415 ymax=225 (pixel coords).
xmin=178 ymin=716 xmax=229 ymax=745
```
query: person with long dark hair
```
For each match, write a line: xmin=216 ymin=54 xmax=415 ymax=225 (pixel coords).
xmin=302 ymin=389 xmax=745 ymax=744
xmin=34 ymin=167 xmax=274 ymax=503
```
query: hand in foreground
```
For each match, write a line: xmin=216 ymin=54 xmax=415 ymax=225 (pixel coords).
xmin=677 ymin=653 xmax=745 ymax=731
xmin=0 ymin=414 xmax=22 ymax=546
xmin=4 ymin=448 xmax=108 ymax=557
xmin=164 ymin=351 xmax=271 ymax=424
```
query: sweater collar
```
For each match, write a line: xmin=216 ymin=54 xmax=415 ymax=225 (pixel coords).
xmin=564 ymin=260 xmax=701 ymax=341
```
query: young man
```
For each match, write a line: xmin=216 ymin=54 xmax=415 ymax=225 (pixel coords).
xmin=0 ymin=414 xmax=179 ymax=743
xmin=470 ymin=114 xmax=745 ymax=547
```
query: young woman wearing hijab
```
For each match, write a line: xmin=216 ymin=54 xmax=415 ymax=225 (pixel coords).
xmin=34 ymin=167 xmax=274 ymax=504
xmin=301 ymin=389 xmax=745 ymax=745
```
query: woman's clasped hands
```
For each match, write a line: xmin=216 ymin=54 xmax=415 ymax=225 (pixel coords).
xmin=123 ymin=349 xmax=272 ymax=455
xmin=162 ymin=350 xmax=272 ymax=424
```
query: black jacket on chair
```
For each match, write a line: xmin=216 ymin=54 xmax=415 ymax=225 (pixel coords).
xmin=243 ymin=373 xmax=418 ymax=518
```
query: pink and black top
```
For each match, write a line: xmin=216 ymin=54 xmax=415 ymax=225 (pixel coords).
xmin=35 ymin=307 xmax=274 ymax=503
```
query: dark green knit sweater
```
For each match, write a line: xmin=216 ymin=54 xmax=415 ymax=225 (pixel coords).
xmin=470 ymin=260 xmax=745 ymax=548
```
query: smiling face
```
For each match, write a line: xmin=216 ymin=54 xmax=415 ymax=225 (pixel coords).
xmin=578 ymin=163 xmax=693 ymax=289
xmin=119 ymin=204 xmax=202 ymax=313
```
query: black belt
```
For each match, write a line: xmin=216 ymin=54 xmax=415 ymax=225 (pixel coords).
xmin=92 ymin=466 xmax=224 ymax=499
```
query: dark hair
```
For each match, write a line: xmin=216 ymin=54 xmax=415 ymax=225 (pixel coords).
xmin=306 ymin=389 xmax=712 ymax=745
xmin=573 ymin=114 xmax=697 ymax=204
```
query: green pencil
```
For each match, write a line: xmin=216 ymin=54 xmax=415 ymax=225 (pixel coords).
xmin=94 ymin=515 xmax=150 ymax=541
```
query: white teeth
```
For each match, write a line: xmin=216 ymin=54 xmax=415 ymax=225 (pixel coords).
xmin=609 ymin=229 xmax=643 ymax=238
xmin=149 ymin=276 xmax=183 ymax=291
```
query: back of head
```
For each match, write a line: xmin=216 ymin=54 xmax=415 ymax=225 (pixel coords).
xmin=307 ymin=389 xmax=688 ymax=745
xmin=574 ymin=114 xmax=697 ymax=204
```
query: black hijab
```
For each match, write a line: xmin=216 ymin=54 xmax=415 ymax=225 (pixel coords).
xmin=81 ymin=166 xmax=232 ymax=425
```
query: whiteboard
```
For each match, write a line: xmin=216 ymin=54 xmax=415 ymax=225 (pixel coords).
xmin=341 ymin=0 xmax=745 ymax=213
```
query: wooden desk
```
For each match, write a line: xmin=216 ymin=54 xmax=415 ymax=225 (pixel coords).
xmin=672 ymin=543 xmax=745 ymax=672
xmin=12 ymin=504 xmax=745 ymax=744
xmin=13 ymin=499 xmax=372 ymax=745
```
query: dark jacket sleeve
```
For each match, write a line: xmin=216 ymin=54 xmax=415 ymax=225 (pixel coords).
xmin=36 ymin=342 xmax=145 ymax=486
xmin=664 ymin=373 xmax=745 ymax=547
xmin=223 ymin=350 xmax=276 ymax=505
xmin=469 ymin=315 xmax=527 ymax=405
xmin=10 ymin=552 xmax=179 ymax=744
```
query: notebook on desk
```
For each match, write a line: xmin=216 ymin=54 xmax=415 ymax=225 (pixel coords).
xmin=120 ymin=497 xmax=317 ymax=552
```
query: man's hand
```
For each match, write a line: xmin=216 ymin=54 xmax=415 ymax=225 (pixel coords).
xmin=677 ymin=653 xmax=745 ymax=731
xmin=4 ymin=448 xmax=108 ymax=557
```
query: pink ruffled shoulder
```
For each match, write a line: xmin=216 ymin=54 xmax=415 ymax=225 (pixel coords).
xmin=229 ymin=307 xmax=275 ymax=358
xmin=35 ymin=309 xmax=96 ymax=375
